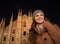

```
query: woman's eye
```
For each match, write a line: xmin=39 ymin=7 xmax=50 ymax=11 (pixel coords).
xmin=40 ymin=14 xmax=43 ymax=16
xmin=36 ymin=15 xmax=39 ymax=17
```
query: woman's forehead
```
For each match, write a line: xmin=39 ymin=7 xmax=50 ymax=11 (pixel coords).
xmin=36 ymin=12 xmax=44 ymax=15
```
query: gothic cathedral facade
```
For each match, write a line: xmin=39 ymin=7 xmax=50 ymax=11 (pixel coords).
xmin=0 ymin=9 xmax=33 ymax=44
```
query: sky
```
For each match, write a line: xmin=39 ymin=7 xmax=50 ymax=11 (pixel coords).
xmin=0 ymin=0 xmax=60 ymax=26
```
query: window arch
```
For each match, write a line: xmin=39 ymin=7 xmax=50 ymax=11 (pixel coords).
xmin=11 ymin=37 xmax=14 ymax=41
xmin=23 ymin=31 xmax=26 ymax=36
xmin=3 ymin=37 xmax=6 ymax=41
xmin=12 ymin=29 xmax=15 ymax=34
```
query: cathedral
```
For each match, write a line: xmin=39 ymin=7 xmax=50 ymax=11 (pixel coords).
xmin=0 ymin=9 xmax=33 ymax=44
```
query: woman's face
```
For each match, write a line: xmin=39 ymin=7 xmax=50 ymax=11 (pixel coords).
xmin=34 ymin=12 xmax=44 ymax=24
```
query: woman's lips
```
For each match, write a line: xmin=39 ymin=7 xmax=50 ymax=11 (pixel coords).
xmin=38 ymin=18 xmax=43 ymax=21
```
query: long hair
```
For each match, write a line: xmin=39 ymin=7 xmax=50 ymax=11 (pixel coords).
xmin=29 ymin=10 xmax=45 ymax=44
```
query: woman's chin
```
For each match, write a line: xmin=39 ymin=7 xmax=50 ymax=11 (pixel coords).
xmin=37 ymin=21 xmax=44 ymax=24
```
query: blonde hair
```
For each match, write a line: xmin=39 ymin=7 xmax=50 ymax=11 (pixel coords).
xmin=29 ymin=10 xmax=45 ymax=44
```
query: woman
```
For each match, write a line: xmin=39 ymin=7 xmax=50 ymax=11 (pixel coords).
xmin=28 ymin=10 xmax=60 ymax=44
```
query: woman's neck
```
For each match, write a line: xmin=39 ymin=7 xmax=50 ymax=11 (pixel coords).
xmin=35 ymin=23 xmax=45 ymax=35
xmin=36 ymin=23 xmax=44 ymax=29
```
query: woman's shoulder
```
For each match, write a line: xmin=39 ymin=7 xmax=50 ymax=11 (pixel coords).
xmin=53 ymin=24 xmax=60 ymax=30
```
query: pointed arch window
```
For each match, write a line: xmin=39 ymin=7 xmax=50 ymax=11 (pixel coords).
xmin=23 ymin=21 xmax=26 ymax=27
xmin=12 ymin=37 xmax=14 ymax=41
xmin=3 ymin=37 xmax=6 ymax=41
xmin=23 ymin=31 xmax=26 ymax=36
xmin=12 ymin=29 xmax=15 ymax=34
